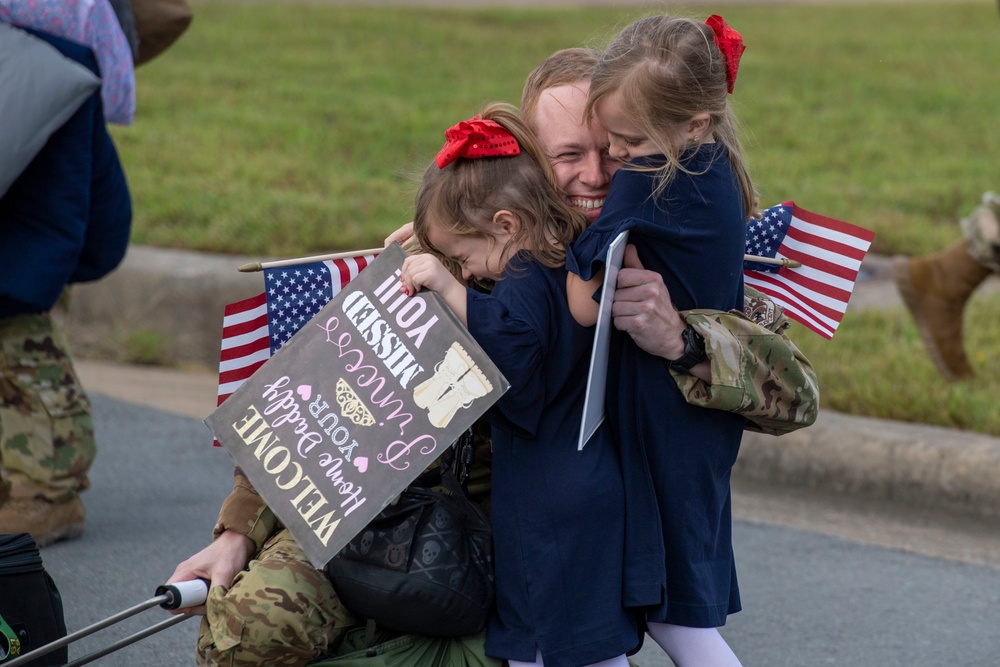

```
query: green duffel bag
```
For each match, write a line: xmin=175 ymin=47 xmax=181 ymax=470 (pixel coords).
xmin=309 ymin=622 xmax=501 ymax=667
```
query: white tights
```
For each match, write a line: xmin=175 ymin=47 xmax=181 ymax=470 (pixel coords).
xmin=646 ymin=622 xmax=743 ymax=667
xmin=508 ymin=649 xmax=630 ymax=667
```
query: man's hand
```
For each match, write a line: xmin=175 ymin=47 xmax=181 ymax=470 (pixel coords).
xmin=164 ymin=530 xmax=255 ymax=616
xmin=385 ymin=221 xmax=414 ymax=247
xmin=612 ymin=245 xmax=687 ymax=359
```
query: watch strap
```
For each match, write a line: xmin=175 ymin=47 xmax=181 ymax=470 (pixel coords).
xmin=668 ymin=325 xmax=707 ymax=371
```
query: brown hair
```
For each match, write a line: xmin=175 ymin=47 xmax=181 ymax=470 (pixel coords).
xmin=520 ymin=47 xmax=600 ymax=131
xmin=586 ymin=15 xmax=757 ymax=217
xmin=414 ymin=102 xmax=588 ymax=272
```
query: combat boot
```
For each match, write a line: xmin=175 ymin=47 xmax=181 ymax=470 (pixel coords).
xmin=0 ymin=494 xmax=85 ymax=547
xmin=893 ymin=239 xmax=991 ymax=380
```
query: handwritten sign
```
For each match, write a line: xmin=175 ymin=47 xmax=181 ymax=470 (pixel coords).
xmin=206 ymin=243 xmax=508 ymax=568
xmin=578 ymin=231 xmax=629 ymax=450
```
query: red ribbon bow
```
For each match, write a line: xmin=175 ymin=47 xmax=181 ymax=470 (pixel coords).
xmin=705 ymin=15 xmax=746 ymax=94
xmin=435 ymin=116 xmax=520 ymax=169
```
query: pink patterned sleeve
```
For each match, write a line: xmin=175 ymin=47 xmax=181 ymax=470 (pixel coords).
xmin=2 ymin=0 xmax=136 ymax=125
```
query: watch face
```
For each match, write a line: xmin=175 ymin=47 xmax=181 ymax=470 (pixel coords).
xmin=670 ymin=326 xmax=706 ymax=371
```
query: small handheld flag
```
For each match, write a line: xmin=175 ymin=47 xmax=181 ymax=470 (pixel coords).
xmin=743 ymin=202 xmax=875 ymax=339
xmin=214 ymin=252 xmax=377 ymax=445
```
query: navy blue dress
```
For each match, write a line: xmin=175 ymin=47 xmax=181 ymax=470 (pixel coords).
xmin=466 ymin=254 xmax=639 ymax=667
xmin=566 ymin=143 xmax=747 ymax=628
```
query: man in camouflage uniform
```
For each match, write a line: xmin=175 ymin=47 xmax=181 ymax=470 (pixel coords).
xmin=0 ymin=28 xmax=132 ymax=544
xmin=171 ymin=288 xmax=815 ymax=667
xmin=167 ymin=48 xmax=819 ymax=666
xmin=893 ymin=192 xmax=1000 ymax=381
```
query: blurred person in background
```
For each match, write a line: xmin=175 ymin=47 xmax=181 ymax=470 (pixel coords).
xmin=893 ymin=192 xmax=999 ymax=381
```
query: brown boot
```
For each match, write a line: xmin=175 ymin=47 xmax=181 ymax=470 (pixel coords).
xmin=0 ymin=494 xmax=85 ymax=547
xmin=893 ymin=239 xmax=991 ymax=381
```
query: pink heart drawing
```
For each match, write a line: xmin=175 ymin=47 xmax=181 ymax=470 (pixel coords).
xmin=296 ymin=384 xmax=312 ymax=401
xmin=353 ymin=456 xmax=369 ymax=473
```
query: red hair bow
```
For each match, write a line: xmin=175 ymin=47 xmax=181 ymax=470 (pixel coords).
xmin=706 ymin=14 xmax=746 ymax=94
xmin=435 ymin=116 xmax=520 ymax=169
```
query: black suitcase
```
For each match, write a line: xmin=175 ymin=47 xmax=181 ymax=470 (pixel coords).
xmin=0 ymin=533 xmax=67 ymax=666
xmin=1 ymin=567 xmax=204 ymax=667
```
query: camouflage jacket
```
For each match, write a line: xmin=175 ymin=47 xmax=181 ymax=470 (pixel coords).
xmin=677 ymin=286 xmax=819 ymax=437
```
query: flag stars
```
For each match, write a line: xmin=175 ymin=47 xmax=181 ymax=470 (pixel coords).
xmin=257 ymin=258 xmax=374 ymax=353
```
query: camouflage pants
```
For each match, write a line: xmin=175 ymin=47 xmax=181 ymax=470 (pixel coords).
xmin=962 ymin=191 xmax=1000 ymax=273
xmin=0 ymin=311 xmax=94 ymax=502
xmin=197 ymin=529 xmax=355 ymax=667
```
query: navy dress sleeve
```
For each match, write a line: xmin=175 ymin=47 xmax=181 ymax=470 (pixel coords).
xmin=465 ymin=286 xmax=548 ymax=439
xmin=565 ymin=220 xmax=633 ymax=283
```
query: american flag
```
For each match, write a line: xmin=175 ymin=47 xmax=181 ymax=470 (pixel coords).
xmin=743 ymin=202 xmax=875 ymax=339
xmin=216 ymin=255 xmax=377 ymax=407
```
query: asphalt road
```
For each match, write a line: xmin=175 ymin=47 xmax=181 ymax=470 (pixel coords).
xmin=30 ymin=395 xmax=1000 ymax=666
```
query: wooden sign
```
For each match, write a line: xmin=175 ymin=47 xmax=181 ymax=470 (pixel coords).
xmin=206 ymin=243 xmax=508 ymax=568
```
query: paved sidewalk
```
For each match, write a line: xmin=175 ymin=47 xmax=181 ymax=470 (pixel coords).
xmin=66 ymin=245 xmax=1000 ymax=523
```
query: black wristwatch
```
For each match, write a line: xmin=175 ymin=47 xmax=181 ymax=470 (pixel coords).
xmin=668 ymin=325 xmax=706 ymax=372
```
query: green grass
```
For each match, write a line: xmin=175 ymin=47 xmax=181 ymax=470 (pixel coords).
xmin=116 ymin=2 xmax=999 ymax=257
xmin=111 ymin=2 xmax=1000 ymax=435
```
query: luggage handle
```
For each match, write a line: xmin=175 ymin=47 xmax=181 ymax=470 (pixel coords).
xmin=4 ymin=579 xmax=207 ymax=667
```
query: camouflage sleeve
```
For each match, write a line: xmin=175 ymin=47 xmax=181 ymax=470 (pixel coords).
xmin=671 ymin=287 xmax=820 ymax=436
xmin=212 ymin=466 xmax=281 ymax=551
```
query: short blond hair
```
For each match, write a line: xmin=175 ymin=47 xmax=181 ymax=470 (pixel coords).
xmin=520 ymin=48 xmax=600 ymax=131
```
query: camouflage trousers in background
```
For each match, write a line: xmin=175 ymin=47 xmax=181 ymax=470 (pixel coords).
xmin=962 ymin=191 xmax=1000 ymax=273
xmin=196 ymin=529 xmax=355 ymax=667
xmin=0 ymin=311 xmax=94 ymax=502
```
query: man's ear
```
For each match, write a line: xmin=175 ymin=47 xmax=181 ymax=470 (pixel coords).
xmin=492 ymin=209 xmax=521 ymax=237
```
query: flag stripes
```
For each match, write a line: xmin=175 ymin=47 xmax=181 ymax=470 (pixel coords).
xmin=213 ymin=253 xmax=377 ymax=444
xmin=744 ymin=202 xmax=875 ymax=339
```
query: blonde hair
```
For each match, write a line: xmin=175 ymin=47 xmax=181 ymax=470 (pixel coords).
xmin=586 ymin=15 xmax=757 ymax=218
xmin=414 ymin=102 xmax=588 ymax=273
xmin=520 ymin=47 xmax=600 ymax=131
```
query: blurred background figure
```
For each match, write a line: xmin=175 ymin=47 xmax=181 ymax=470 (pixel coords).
xmin=893 ymin=192 xmax=1000 ymax=381
xmin=0 ymin=23 xmax=132 ymax=545
xmin=0 ymin=0 xmax=191 ymax=545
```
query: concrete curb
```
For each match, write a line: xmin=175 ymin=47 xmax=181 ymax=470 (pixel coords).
xmin=67 ymin=245 xmax=263 ymax=369
xmin=65 ymin=245 xmax=1000 ymax=522
xmin=739 ymin=413 xmax=1000 ymax=521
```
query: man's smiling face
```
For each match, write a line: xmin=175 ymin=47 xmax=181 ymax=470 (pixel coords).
xmin=532 ymin=82 xmax=620 ymax=221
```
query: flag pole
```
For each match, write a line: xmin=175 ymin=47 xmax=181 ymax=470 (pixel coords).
xmin=744 ymin=254 xmax=801 ymax=269
xmin=238 ymin=248 xmax=383 ymax=273
xmin=240 ymin=249 xmax=797 ymax=272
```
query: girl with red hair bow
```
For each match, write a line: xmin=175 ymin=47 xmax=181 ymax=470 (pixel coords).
xmin=401 ymin=104 xmax=639 ymax=667
xmin=565 ymin=14 xmax=753 ymax=667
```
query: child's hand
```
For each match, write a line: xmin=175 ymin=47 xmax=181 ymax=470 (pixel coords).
xmin=400 ymin=254 xmax=459 ymax=296
xmin=400 ymin=253 xmax=468 ymax=326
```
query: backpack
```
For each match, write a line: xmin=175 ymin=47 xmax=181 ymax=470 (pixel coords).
xmin=0 ymin=533 xmax=67 ymax=666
